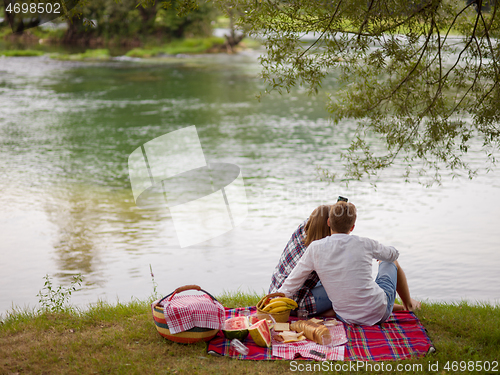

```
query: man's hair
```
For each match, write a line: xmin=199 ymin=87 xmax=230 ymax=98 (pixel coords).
xmin=329 ymin=201 xmax=357 ymax=233
xmin=304 ymin=205 xmax=331 ymax=247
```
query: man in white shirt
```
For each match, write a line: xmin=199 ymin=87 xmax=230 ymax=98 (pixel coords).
xmin=278 ymin=201 xmax=419 ymax=325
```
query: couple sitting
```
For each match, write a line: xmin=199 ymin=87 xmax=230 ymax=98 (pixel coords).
xmin=269 ymin=200 xmax=420 ymax=326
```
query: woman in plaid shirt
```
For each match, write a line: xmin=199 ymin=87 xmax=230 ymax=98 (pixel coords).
xmin=269 ymin=205 xmax=333 ymax=315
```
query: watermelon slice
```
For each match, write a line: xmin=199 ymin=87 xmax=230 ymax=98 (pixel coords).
xmin=248 ymin=319 xmax=271 ymax=347
xmin=249 ymin=313 xmax=275 ymax=330
xmin=222 ymin=316 xmax=249 ymax=341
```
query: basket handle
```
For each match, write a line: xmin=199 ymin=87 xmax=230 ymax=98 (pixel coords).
xmin=157 ymin=284 xmax=218 ymax=305
xmin=257 ymin=292 xmax=286 ymax=310
xmin=174 ymin=284 xmax=201 ymax=294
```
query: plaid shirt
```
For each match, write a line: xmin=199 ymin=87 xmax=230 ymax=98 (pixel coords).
xmin=269 ymin=219 xmax=320 ymax=314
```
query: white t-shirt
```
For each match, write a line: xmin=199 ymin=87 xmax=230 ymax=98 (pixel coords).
xmin=278 ymin=233 xmax=399 ymax=325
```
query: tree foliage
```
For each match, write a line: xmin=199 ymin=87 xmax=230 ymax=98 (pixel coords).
xmin=213 ymin=0 xmax=500 ymax=184
xmin=61 ymin=0 xmax=216 ymax=43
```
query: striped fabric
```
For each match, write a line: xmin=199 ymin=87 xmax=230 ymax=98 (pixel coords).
xmin=207 ymin=308 xmax=434 ymax=361
xmin=345 ymin=311 xmax=434 ymax=361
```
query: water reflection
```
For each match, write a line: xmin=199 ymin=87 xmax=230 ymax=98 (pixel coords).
xmin=0 ymin=54 xmax=499 ymax=314
xmin=45 ymin=185 xmax=101 ymax=278
xmin=42 ymin=183 xmax=175 ymax=285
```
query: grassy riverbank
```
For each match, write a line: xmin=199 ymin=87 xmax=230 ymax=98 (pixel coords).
xmin=1 ymin=294 xmax=499 ymax=374
xmin=0 ymin=36 xmax=259 ymax=61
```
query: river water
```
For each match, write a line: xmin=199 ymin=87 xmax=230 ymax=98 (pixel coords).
xmin=1 ymin=50 xmax=499 ymax=315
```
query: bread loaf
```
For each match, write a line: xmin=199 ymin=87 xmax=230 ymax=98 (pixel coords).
xmin=290 ymin=319 xmax=330 ymax=345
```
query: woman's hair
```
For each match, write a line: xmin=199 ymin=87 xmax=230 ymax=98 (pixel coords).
xmin=304 ymin=205 xmax=331 ymax=247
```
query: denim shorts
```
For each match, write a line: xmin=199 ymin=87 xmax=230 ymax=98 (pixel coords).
xmin=375 ymin=261 xmax=398 ymax=323
xmin=311 ymin=281 xmax=333 ymax=315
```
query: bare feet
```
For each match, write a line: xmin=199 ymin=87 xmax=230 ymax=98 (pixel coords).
xmin=393 ymin=300 xmax=421 ymax=312
xmin=404 ymin=298 xmax=421 ymax=311
xmin=392 ymin=303 xmax=406 ymax=312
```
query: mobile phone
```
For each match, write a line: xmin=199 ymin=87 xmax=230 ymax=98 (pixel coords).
xmin=337 ymin=196 xmax=348 ymax=202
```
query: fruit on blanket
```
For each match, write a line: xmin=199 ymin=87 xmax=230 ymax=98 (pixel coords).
xmin=262 ymin=300 xmax=287 ymax=312
xmin=249 ymin=314 xmax=275 ymax=330
xmin=270 ymin=297 xmax=298 ymax=309
xmin=248 ymin=319 xmax=271 ymax=347
xmin=225 ymin=316 xmax=249 ymax=330
xmin=222 ymin=316 xmax=249 ymax=341
xmin=262 ymin=297 xmax=298 ymax=313
xmin=248 ymin=315 xmax=261 ymax=325
xmin=268 ymin=305 xmax=289 ymax=313
xmin=257 ymin=294 xmax=297 ymax=323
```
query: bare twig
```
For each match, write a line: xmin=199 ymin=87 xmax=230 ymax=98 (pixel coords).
xmin=357 ymin=0 xmax=377 ymax=40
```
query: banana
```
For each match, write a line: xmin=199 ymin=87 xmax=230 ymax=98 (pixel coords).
xmin=270 ymin=297 xmax=298 ymax=308
xmin=263 ymin=300 xmax=287 ymax=312
xmin=269 ymin=305 xmax=290 ymax=313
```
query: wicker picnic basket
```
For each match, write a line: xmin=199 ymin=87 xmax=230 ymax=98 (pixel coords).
xmin=152 ymin=285 xmax=221 ymax=344
xmin=256 ymin=292 xmax=292 ymax=323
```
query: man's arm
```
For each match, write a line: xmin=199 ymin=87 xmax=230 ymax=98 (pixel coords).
xmin=372 ymin=239 xmax=399 ymax=262
xmin=277 ymin=245 xmax=316 ymax=298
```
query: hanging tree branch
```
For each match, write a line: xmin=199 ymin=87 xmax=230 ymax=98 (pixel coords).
xmin=201 ymin=0 xmax=500 ymax=184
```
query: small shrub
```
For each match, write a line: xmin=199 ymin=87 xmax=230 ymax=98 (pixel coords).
xmin=37 ymin=274 xmax=83 ymax=313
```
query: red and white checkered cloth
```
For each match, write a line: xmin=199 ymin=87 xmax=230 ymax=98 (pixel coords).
xmin=272 ymin=324 xmax=347 ymax=361
xmin=161 ymin=294 xmax=225 ymax=335
xmin=272 ymin=341 xmax=345 ymax=361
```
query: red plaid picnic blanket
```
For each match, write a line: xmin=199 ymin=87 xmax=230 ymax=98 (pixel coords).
xmin=345 ymin=311 xmax=434 ymax=361
xmin=207 ymin=307 xmax=434 ymax=361
xmin=162 ymin=294 xmax=225 ymax=334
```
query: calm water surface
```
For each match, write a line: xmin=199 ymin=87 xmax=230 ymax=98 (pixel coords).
xmin=1 ymin=51 xmax=499 ymax=315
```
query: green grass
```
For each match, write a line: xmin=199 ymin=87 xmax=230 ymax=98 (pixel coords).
xmin=125 ymin=37 xmax=226 ymax=58
xmin=0 ymin=35 xmax=256 ymax=63
xmin=0 ymin=49 xmax=45 ymax=56
xmin=50 ymin=48 xmax=111 ymax=61
xmin=1 ymin=295 xmax=499 ymax=374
